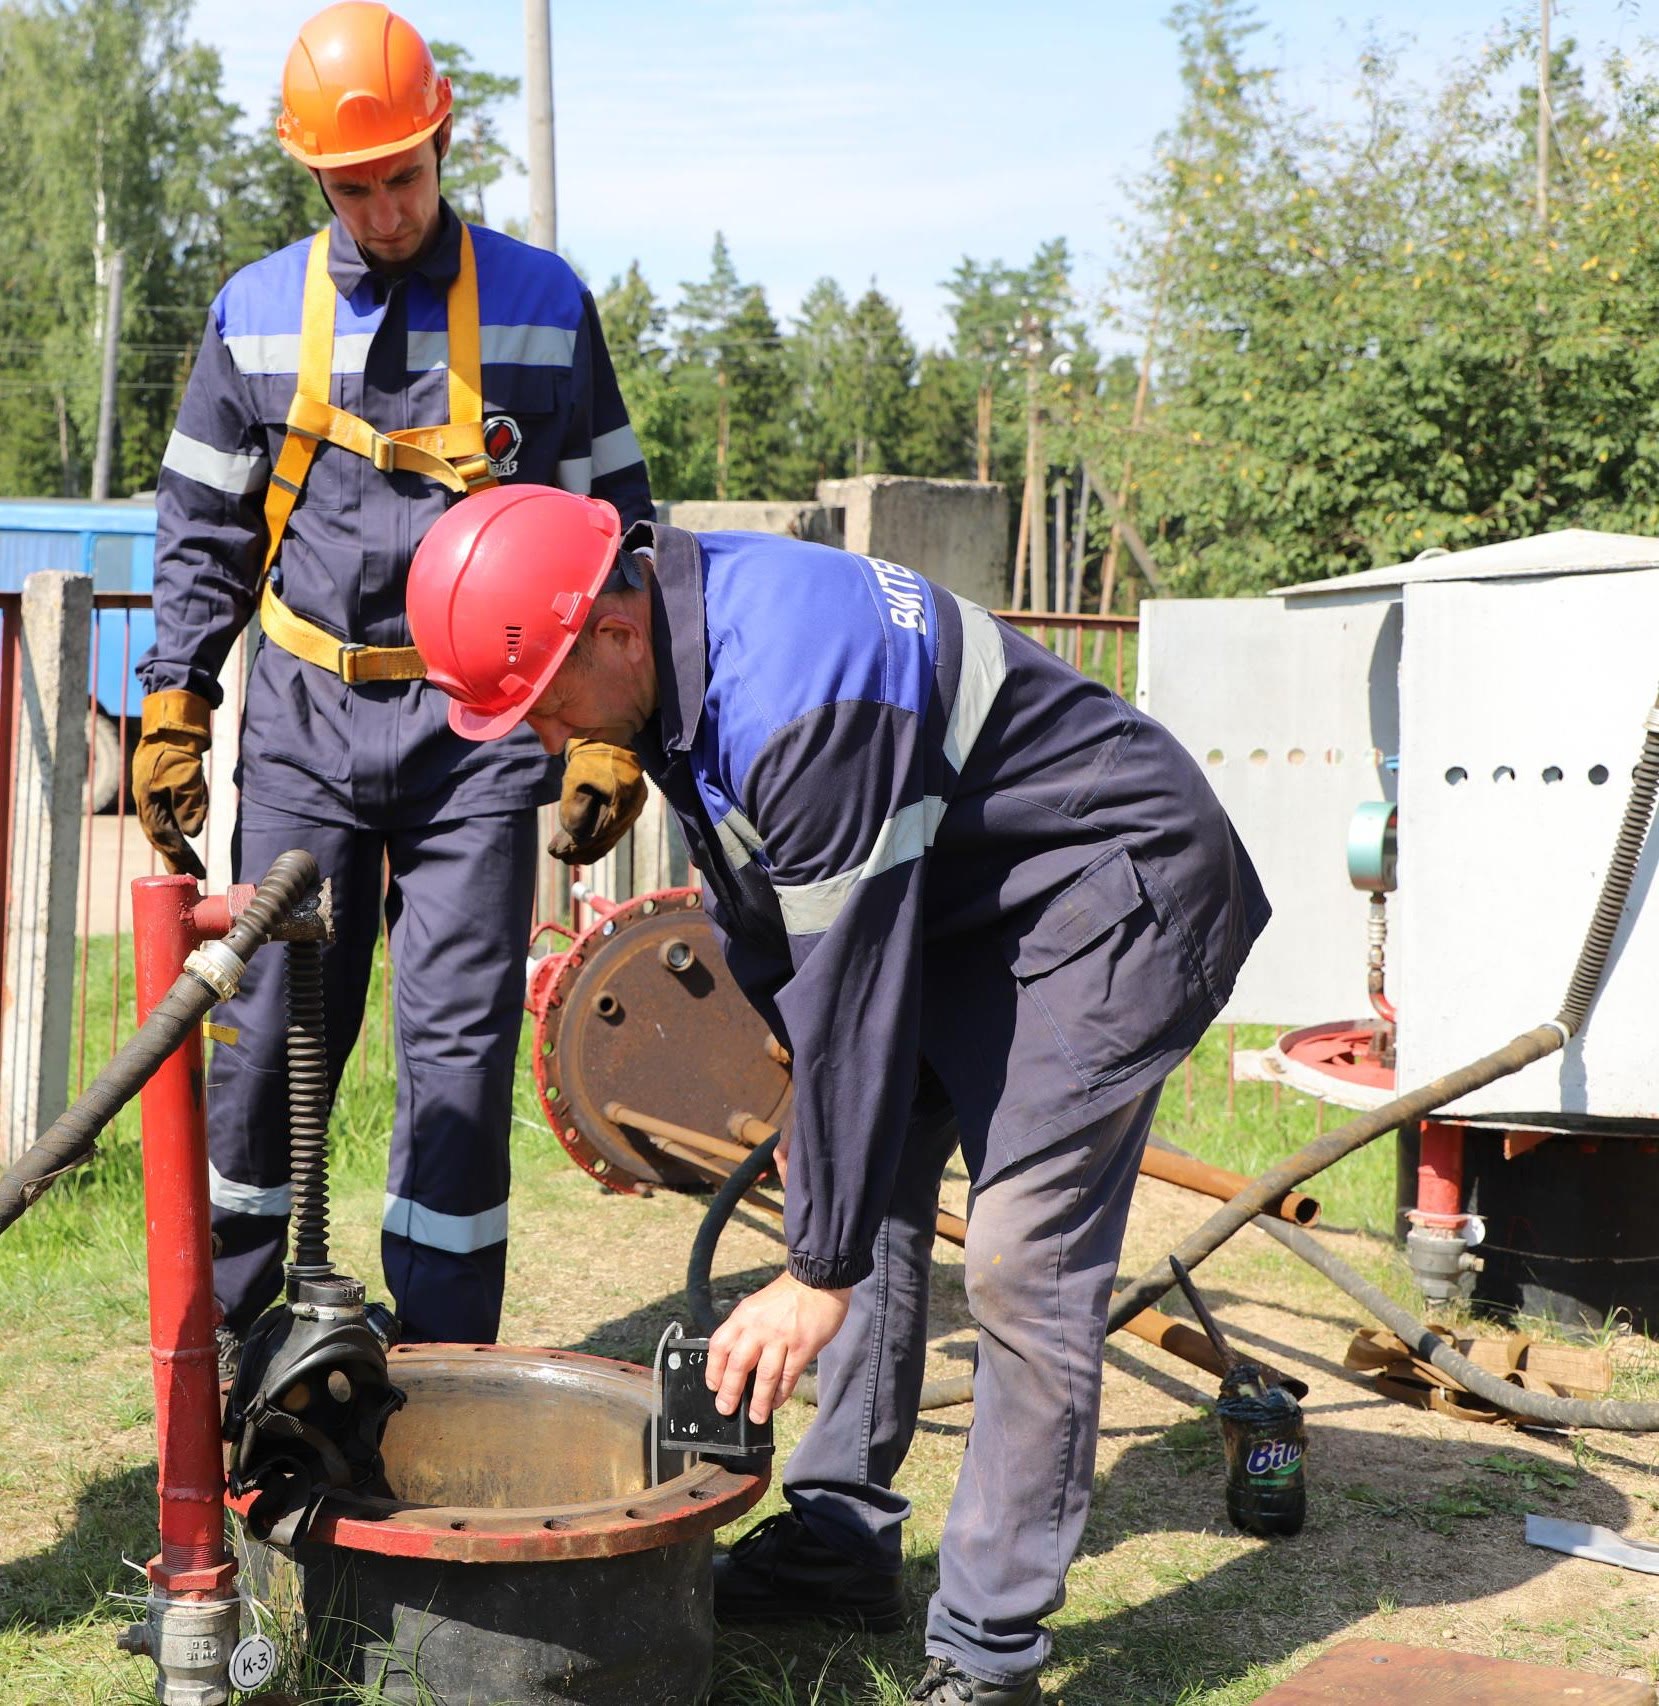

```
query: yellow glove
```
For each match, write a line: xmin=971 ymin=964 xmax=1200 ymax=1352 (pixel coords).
xmin=550 ymin=739 xmax=647 ymax=864
xmin=133 ymin=689 xmax=211 ymax=881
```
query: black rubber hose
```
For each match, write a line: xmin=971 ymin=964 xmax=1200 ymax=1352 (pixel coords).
xmin=1104 ymin=1025 xmax=1567 ymax=1336
xmin=1261 ymin=1215 xmax=1659 ymax=1429
xmin=1107 ymin=705 xmax=1659 ymax=1336
xmin=0 ymin=851 xmax=322 ymax=1233
xmin=685 ymin=1131 xmax=979 ymax=1411
xmin=223 ymin=850 xmax=320 ymax=966
xmin=286 ymin=939 xmax=330 ymax=1272
xmin=1558 ymin=724 xmax=1659 ymax=1034
xmin=686 ymin=1133 xmax=780 ymax=1337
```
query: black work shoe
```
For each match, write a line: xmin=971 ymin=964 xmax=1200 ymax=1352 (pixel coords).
xmin=215 ymin=1326 xmax=242 ymax=1383
xmin=713 ymin=1510 xmax=904 ymax=1632
xmin=908 ymin=1657 xmax=1042 ymax=1705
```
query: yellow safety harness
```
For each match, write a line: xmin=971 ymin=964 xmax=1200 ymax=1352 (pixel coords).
xmin=259 ymin=225 xmax=497 ymax=685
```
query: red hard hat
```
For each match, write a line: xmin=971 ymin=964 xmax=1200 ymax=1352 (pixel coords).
xmin=407 ymin=485 xmax=623 ymax=742
xmin=277 ymin=2 xmax=453 ymax=170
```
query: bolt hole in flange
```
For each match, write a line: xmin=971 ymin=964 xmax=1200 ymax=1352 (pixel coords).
xmin=659 ymin=939 xmax=696 ymax=974
xmin=594 ymin=990 xmax=623 ymax=1021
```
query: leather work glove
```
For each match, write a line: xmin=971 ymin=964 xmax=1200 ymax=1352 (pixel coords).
xmin=133 ymin=689 xmax=211 ymax=881
xmin=550 ymin=738 xmax=647 ymax=864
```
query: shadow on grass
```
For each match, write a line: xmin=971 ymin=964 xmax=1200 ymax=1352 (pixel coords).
xmin=708 ymin=1416 xmax=1633 ymax=1705
xmin=0 ymin=1462 xmax=155 ymax=1633
xmin=1053 ymin=1420 xmax=1630 ymax=1703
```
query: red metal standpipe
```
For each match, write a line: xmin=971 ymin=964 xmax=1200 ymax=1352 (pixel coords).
xmin=1413 ymin=1119 xmax=1466 ymax=1232
xmin=1404 ymin=1118 xmax=1485 ymax=1309
xmin=119 ymin=874 xmax=335 ymax=1703
xmin=132 ymin=875 xmax=236 ymax=1599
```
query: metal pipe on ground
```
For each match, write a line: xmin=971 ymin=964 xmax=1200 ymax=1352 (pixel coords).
xmin=1142 ymin=1139 xmax=1320 ymax=1226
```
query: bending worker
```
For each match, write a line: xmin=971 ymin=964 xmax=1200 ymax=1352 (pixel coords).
xmin=133 ymin=3 xmax=652 ymax=1359
xmin=405 ymin=485 xmax=1270 ymax=1706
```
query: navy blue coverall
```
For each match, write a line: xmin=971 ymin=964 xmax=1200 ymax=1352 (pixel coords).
xmin=139 ymin=204 xmax=652 ymax=1343
xmin=626 ymin=524 xmax=1269 ymax=1682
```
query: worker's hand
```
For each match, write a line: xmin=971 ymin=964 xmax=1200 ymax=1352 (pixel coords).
xmin=707 ymin=1272 xmax=850 ymax=1425
xmin=549 ymin=739 xmax=647 ymax=864
xmin=133 ymin=689 xmax=211 ymax=881
xmin=772 ymin=1131 xmax=792 ymax=1189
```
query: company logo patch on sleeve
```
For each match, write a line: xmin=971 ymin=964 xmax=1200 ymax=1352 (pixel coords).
xmin=866 ymin=557 xmax=929 ymax=634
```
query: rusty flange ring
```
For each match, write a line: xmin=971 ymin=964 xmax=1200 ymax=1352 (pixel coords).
xmin=531 ymin=888 xmax=793 ymax=1192
xmin=228 ymin=1345 xmax=768 ymax=1564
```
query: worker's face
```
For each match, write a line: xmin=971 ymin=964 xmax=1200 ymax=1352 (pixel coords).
xmin=316 ymin=125 xmax=448 ymax=269
xmin=524 ymin=613 xmax=654 ymax=755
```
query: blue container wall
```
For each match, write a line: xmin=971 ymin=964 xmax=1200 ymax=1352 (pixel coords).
xmin=0 ymin=503 xmax=158 ymax=716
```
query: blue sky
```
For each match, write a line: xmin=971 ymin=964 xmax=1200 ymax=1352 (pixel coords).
xmin=188 ymin=1 xmax=1654 ymax=349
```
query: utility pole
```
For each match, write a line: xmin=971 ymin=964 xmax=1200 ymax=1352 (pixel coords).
xmin=525 ymin=0 xmax=557 ymax=251
xmin=91 ymin=249 xmax=124 ymax=502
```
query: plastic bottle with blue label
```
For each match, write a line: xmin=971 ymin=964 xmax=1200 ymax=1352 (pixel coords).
xmin=1217 ymin=1364 xmax=1307 ymax=1537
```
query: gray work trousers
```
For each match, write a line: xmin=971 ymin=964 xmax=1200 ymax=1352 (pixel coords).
xmin=784 ymin=1083 xmax=1161 ymax=1684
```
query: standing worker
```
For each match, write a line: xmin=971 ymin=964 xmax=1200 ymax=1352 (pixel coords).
xmin=133 ymin=4 xmax=652 ymax=1362
xmin=404 ymin=485 xmax=1270 ymax=1705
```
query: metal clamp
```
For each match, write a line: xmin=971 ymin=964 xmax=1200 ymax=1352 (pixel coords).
xmin=183 ymin=941 xmax=246 ymax=1003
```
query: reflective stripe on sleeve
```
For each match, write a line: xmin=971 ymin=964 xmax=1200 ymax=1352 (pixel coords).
xmin=556 ymin=456 xmax=593 ymax=493
xmin=769 ymin=603 xmax=1006 ymax=938
xmin=773 ymin=796 xmax=946 ymax=937
xmin=162 ymin=430 xmax=268 ymax=496
xmin=591 ymin=422 xmax=645 ymax=478
xmin=208 ymin=1162 xmax=292 ymax=1218
xmin=383 ymin=1192 xmax=509 ymax=1254
xmin=943 ymin=592 xmax=1008 ymax=774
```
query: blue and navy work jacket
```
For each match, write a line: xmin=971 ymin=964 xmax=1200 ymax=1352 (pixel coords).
xmin=629 ymin=525 xmax=1272 ymax=1291
xmin=140 ymin=202 xmax=653 ymax=823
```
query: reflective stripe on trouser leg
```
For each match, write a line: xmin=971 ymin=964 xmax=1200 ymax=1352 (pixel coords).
xmin=924 ymin=1083 xmax=1162 ymax=1686
xmin=783 ymin=1067 xmax=963 ymax=1571
xmin=207 ymin=803 xmax=388 ymax=1335
xmin=379 ymin=809 xmax=537 ymax=1343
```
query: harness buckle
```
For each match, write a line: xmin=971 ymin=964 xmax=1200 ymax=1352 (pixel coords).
xmin=337 ymin=642 xmax=367 ymax=685
xmin=369 ymin=433 xmax=396 ymax=474
xmin=454 ymin=454 xmax=494 ymax=492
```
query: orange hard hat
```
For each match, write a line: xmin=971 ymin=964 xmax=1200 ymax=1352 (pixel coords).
xmin=277 ymin=2 xmax=453 ymax=170
xmin=407 ymin=486 xmax=624 ymax=742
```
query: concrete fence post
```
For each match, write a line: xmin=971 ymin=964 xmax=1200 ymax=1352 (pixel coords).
xmin=3 ymin=571 xmax=92 ymax=1160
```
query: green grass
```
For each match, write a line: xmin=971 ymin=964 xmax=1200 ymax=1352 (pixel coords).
xmin=1155 ymin=1023 xmax=1397 ymax=1239
xmin=7 ymin=933 xmax=1642 ymax=1705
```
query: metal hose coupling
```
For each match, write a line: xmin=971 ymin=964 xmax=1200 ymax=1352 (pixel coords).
xmin=182 ymin=941 xmax=246 ymax=1003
